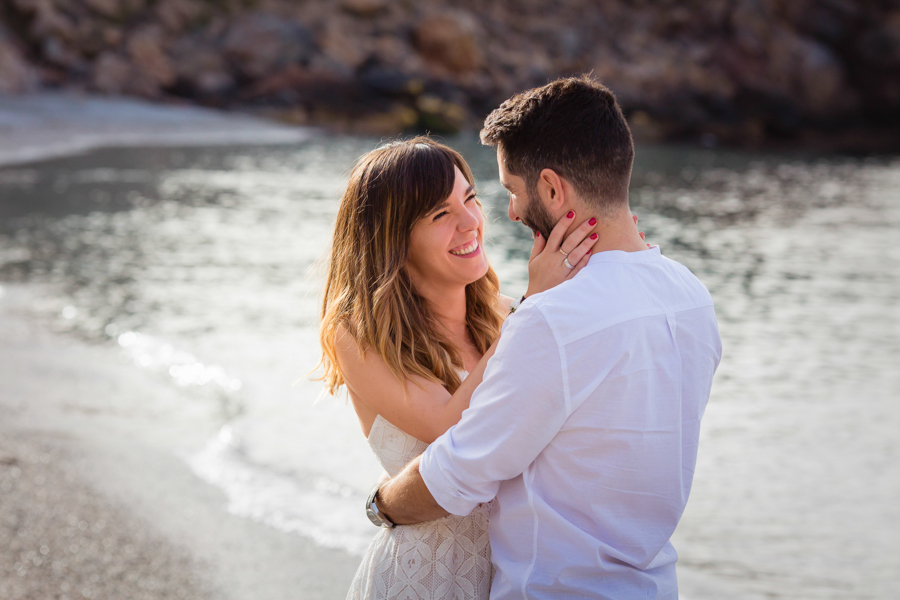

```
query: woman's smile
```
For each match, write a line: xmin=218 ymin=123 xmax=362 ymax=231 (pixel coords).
xmin=449 ymin=239 xmax=481 ymax=257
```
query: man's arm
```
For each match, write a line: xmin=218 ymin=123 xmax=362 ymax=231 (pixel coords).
xmin=376 ymin=456 xmax=447 ymax=525
xmin=377 ymin=304 xmax=568 ymax=524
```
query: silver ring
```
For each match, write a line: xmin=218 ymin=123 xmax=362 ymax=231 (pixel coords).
xmin=564 ymin=257 xmax=574 ymax=269
xmin=559 ymin=248 xmax=569 ymax=257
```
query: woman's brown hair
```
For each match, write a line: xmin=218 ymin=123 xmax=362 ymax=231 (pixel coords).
xmin=318 ymin=137 xmax=504 ymax=395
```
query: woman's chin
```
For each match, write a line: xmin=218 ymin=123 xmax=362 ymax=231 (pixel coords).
xmin=463 ymin=258 xmax=490 ymax=284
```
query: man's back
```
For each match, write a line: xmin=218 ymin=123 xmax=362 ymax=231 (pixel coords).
xmin=421 ymin=247 xmax=721 ymax=599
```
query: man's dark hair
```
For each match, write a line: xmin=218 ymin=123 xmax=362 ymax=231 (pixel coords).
xmin=480 ymin=75 xmax=635 ymax=215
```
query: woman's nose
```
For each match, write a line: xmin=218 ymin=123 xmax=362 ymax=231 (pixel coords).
xmin=458 ymin=204 xmax=480 ymax=231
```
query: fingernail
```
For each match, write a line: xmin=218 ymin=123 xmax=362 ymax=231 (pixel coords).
xmin=586 ymin=249 xmax=591 ymax=254
xmin=535 ymin=230 xmax=540 ymax=237
xmin=590 ymin=233 xmax=598 ymax=240
xmin=566 ymin=211 xmax=574 ymax=218
xmin=588 ymin=218 xmax=597 ymax=226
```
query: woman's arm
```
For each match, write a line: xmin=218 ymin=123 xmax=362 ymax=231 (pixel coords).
xmin=335 ymin=325 xmax=498 ymax=444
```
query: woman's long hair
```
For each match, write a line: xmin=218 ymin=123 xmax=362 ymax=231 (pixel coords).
xmin=318 ymin=137 xmax=504 ymax=395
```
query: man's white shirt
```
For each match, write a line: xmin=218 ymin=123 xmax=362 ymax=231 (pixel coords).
xmin=420 ymin=246 xmax=722 ymax=599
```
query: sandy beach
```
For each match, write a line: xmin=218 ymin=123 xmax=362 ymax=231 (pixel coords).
xmin=0 ymin=96 xmax=360 ymax=600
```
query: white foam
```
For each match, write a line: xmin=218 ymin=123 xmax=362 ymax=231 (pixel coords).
xmin=188 ymin=425 xmax=372 ymax=556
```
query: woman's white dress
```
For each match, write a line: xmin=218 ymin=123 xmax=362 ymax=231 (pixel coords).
xmin=347 ymin=409 xmax=493 ymax=600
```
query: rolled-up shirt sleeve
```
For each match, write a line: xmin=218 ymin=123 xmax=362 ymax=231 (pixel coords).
xmin=420 ymin=304 xmax=568 ymax=516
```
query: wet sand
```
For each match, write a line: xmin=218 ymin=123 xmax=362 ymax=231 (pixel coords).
xmin=0 ymin=433 xmax=215 ymax=600
xmin=0 ymin=285 xmax=360 ymax=600
xmin=0 ymin=93 xmax=310 ymax=168
xmin=0 ymin=95 xmax=360 ymax=599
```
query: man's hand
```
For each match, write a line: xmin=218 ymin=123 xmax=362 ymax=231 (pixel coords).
xmin=376 ymin=456 xmax=449 ymax=526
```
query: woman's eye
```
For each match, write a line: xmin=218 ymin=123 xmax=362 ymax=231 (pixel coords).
xmin=433 ymin=211 xmax=448 ymax=220
xmin=465 ymin=195 xmax=476 ymax=203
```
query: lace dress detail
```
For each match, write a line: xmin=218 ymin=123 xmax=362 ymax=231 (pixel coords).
xmin=347 ymin=412 xmax=493 ymax=600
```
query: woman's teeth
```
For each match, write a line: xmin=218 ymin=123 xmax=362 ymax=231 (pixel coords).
xmin=450 ymin=240 xmax=479 ymax=256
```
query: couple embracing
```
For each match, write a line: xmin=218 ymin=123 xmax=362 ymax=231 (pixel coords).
xmin=319 ymin=75 xmax=722 ymax=599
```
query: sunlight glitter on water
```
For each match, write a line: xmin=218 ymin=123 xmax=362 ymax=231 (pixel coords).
xmin=1 ymin=138 xmax=898 ymax=599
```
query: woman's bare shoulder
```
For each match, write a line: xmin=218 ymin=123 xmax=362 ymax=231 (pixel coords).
xmin=333 ymin=323 xmax=452 ymax=443
xmin=498 ymin=293 xmax=516 ymax=315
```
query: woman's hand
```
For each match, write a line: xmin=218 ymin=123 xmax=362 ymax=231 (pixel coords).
xmin=523 ymin=212 xmax=651 ymax=299
xmin=524 ymin=211 xmax=597 ymax=298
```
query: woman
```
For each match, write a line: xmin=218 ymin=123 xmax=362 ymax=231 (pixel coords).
xmin=318 ymin=137 xmax=599 ymax=600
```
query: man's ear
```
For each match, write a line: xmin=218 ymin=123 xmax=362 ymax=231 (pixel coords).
xmin=537 ymin=168 xmax=567 ymax=211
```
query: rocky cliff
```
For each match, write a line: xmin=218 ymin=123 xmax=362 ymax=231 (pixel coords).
xmin=1 ymin=0 xmax=898 ymax=148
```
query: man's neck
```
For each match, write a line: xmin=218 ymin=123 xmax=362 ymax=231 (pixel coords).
xmin=581 ymin=208 xmax=648 ymax=254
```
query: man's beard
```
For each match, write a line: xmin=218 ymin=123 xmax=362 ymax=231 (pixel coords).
xmin=520 ymin=186 xmax=556 ymax=240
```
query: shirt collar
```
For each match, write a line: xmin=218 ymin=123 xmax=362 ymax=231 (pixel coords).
xmin=585 ymin=245 xmax=661 ymax=265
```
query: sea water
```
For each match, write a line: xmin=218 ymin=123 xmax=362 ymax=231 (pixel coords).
xmin=0 ymin=136 xmax=897 ymax=599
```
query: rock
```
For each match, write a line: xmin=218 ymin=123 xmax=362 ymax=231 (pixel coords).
xmin=360 ymin=65 xmax=424 ymax=96
xmin=355 ymin=103 xmax=419 ymax=135
xmin=25 ymin=0 xmax=76 ymax=43
xmin=170 ymin=36 xmax=234 ymax=98
xmin=415 ymin=94 xmax=466 ymax=133
xmin=102 ymin=26 xmax=123 ymax=47
xmin=42 ymin=36 xmax=87 ymax=71
xmin=857 ymin=26 xmax=900 ymax=68
xmin=91 ymin=50 xmax=131 ymax=93
xmin=126 ymin=27 xmax=176 ymax=94
xmin=155 ymin=0 xmax=209 ymax=34
xmin=413 ymin=11 xmax=483 ymax=75
xmin=0 ymin=28 xmax=37 ymax=93
xmin=730 ymin=0 xmax=771 ymax=57
xmin=340 ymin=0 xmax=388 ymax=18
xmin=318 ymin=17 xmax=370 ymax=71
xmin=221 ymin=12 xmax=316 ymax=80
xmin=794 ymin=36 xmax=849 ymax=114
xmin=627 ymin=110 xmax=666 ymax=143
xmin=83 ymin=0 xmax=126 ymax=19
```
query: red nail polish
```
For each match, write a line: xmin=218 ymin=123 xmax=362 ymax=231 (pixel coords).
xmin=590 ymin=233 xmax=598 ymax=240
xmin=566 ymin=211 xmax=575 ymax=218
xmin=588 ymin=218 xmax=597 ymax=226
xmin=535 ymin=230 xmax=540 ymax=237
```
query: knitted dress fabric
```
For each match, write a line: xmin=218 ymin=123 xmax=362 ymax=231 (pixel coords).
xmin=347 ymin=412 xmax=492 ymax=600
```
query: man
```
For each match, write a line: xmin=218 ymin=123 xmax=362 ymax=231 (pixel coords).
xmin=369 ymin=75 xmax=722 ymax=599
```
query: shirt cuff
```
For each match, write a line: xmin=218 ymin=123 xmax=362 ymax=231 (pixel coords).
xmin=419 ymin=442 xmax=480 ymax=517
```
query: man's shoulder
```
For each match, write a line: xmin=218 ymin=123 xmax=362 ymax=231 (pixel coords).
xmin=523 ymin=251 xmax=715 ymax=343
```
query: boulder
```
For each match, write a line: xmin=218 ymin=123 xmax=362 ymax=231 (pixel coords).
xmin=413 ymin=11 xmax=483 ymax=75
xmin=221 ymin=12 xmax=316 ymax=80
xmin=340 ymin=0 xmax=388 ymax=18
xmin=0 ymin=30 xmax=37 ymax=93
xmin=82 ymin=0 xmax=126 ymax=19
xmin=155 ymin=0 xmax=210 ymax=34
xmin=415 ymin=94 xmax=466 ymax=133
xmin=126 ymin=27 xmax=176 ymax=94
xmin=170 ymin=36 xmax=234 ymax=98
xmin=91 ymin=50 xmax=131 ymax=93
xmin=24 ymin=0 xmax=76 ymax=43
xmin=794 ymin=36 xmax=850 ymax=114
xmin=317 ymin=17 xmax=370 ymax=71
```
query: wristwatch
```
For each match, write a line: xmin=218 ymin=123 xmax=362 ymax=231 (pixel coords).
xmin=365 ymin=485 xmax=395 ymax=528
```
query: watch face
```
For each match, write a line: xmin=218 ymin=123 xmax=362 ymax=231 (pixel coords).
xmin=366 ymin=507 xmax=384 ymax=527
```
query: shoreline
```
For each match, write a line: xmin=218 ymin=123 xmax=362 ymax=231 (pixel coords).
xmin=0 ymin=93 xmax=312 ymax=168
xmin=0 ymin=284 xmax=360 ymax=599
xmin=0 ymin=431 xmax=217 ymax=600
